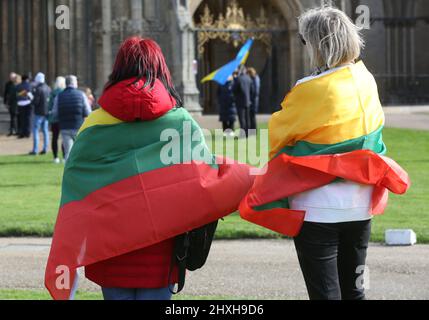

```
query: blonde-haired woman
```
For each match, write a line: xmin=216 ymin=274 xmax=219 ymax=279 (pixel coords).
xmin=269 ymin=7 xmax=386 ymax=300
xmin=49 ymin=77 xmax=66 ymax=164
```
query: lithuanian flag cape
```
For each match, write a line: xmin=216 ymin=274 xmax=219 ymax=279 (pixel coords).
xmin=269 ymin=61 xmax=386 ymax=158
xmin=45 ymin=107 xmax=254 ymax=300
xmin=239 ymin=150 xmax=410 ymax=236
xmin=240 ymin=62 xmax=410 ymax=236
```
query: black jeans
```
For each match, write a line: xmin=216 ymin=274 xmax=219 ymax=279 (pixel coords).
xmin=51 ymin=123 xmax=64 ymax=159
xmin=18 ymin=106 xmax=32 ymax=137
xmin=294 ymin=220 xmax=371 ymax=300
xmin=222 ymin=120 xmax=235 ymax=132
xmin=249 ymin=110 xmax=257 ymax=131
xmin=8 ymin=109 xmax=17 ymax=134
xmin=237 ymin=107 xmax=250 ymax=136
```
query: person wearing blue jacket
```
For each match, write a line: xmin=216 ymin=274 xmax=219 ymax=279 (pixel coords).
xmin=52 ymin=75 xmax=92 ymax=161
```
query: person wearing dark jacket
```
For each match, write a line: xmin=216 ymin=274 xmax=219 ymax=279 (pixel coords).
xmin=48 ymin=77 xmax=66 ymax=164
xmin=217 ymin=76 xmax=237 ymax=137
xmin=233 ymin=67 xmax=253 ymax=137
xmin=3 ymin=72 xmax=18 ymax=136
xmin=16 ymin=74 xmax=34 ymax=138
xmin=52 ymin=75 xmax=91 ymax=161
xmin=248 ymin=67 xmax=261 ymax=131
xmin=30 ymin=73 xmax=52 ymax=155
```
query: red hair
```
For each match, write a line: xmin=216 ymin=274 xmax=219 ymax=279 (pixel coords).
xmin=105 ymin=37 xmax=182 ymax=106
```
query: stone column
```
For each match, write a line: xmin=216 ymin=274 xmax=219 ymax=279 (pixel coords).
xmin=130 ymin=0 xmax=143 ymax=32
xmin=55 ymin=0 xmax=70 ymax=77
xmin=68 ymin=0 xmax=76 ymax=75
xmin=32 ymin=0 xmax=42 ymax=73
xmin=111 ymin=1 xmax=129 ymax=49
xmin=273 ymin=0 xmax=306 ymax=88
xmin=23 ymin=0 xmax=33 ymax=75
xmin=16 ymin=0 xmax=25 ymax=74
xmin=173 ymin=2 xmax=202 ymax=115
xmin=144 ymin=1 xmax=157 ymax=21
xmin=39 ymin=0 xmax=49 ymax=77
xmin=100 ymin=0 xmax=113 ymax=92
xmin=131 ymin=0 xmax=143 ymax=19
xmin=1 ymin=0 xmax=9 ymax=83
xmin=74 ymin=0 xmax=88 ymax=85
xmin=47 ymin=0 xmax=57 ymax=82
xmin=7 ymin=0 xmax=17 ymax=74
xmin=288 ymin=32 xmax=303 ymax=87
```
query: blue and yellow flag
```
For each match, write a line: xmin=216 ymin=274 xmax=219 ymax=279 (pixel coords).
xmin=201 ymin=39 xmax=254 ymax=85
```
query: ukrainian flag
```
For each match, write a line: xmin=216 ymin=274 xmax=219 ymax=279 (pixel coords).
xmin=201 ymin=39 xmax=254 ymax=85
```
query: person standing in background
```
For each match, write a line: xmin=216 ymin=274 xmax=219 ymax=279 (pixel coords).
xmin=3 ymin=73 xmax=17 ymax=105
xmin=85 ymin=87 xmax=97 ymax=111
xmin=217 ymin=76 xmax=237 ymax=137
xmin=49 ymin=77 xmax=66 ymax=164
xmin=13 ymin=75 xmax=23 ymax=135
xmin=3 ymin=72 xmax=19 ymax=136
xmin=30 ymin=73 xmax=52 ymax=156
xmin=233 ymin=66 xmax=253 ymax=137
xmin=52 ymin=75 xmax=91 ymax=161
xmin=248 ymin=67 xmax=261 ymax=131
xmin=16 ymin=74 xmax=34 ymax=139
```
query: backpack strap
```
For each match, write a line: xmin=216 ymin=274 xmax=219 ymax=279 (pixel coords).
xmin=168 ymin=234 xmax=190 ymax=295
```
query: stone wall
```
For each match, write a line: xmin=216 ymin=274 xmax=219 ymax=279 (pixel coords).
xmin=1 ymin=0 xmax=429 ymax=111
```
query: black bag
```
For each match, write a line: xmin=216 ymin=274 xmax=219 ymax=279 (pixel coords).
xmin=168 ymin=221 xmax=219 ymax=294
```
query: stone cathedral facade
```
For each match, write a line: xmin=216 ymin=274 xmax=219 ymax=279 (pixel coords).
xmin=1 ymin=0 xmax=428 ymax=115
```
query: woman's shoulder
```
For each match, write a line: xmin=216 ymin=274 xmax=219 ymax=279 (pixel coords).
xmin=295 ymin=64 xmax=354 ymax=87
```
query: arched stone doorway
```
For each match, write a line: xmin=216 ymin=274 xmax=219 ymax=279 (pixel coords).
xmin=191 ymin=0 xmax=305 ymax=115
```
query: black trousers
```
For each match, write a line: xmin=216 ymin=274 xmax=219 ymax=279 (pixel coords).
xmin=237 ymin=107 xmax=250 ymax=136
xmin=249 ymin=110 xmax=257 ymax=131
xmin=8 ymin=109 xmax=17 ymax=134
xmin=18 ymin=106 xmax=32 ymax=137
xmin=294 ymin=220 xmax=371 ymax=300
xmin=51 ymin=123 xmax=64 ymax=159
xmin=222 ymin=120 xmax=235 ymax=132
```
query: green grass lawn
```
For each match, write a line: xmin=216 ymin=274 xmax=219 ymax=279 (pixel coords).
xmin=0 ymin=289 xmax=247 ymax=301
xmin=0 ymin=127 xmax=427 ymax=242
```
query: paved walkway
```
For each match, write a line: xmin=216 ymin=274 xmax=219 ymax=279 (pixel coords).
xmin=0 ymin=238 xmax=428 ymax=300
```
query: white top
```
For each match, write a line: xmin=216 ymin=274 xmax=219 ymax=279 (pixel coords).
xmin=289 ymin=65 xmax=373 ymax=223
xmin=289 ymin=180 xmax=373 ymax=223
xmin=17 ymin=92 xmax=34 ymax=107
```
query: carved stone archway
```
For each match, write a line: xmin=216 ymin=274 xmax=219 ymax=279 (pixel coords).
xmin=190 ymin=0 xmax=307 ymax=114
xmin=190 ymin=0 xmax=307 ymax=80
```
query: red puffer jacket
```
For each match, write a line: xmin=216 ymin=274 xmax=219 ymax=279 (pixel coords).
xmin=85 ymin=78 xmax=178 ymax=288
